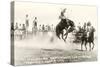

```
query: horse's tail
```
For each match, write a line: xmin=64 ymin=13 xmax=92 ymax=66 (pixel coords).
xmin=55 ymin=25 xmax=60 ymax=39
xmin=55 ymin=25 xmax=58 ymax=36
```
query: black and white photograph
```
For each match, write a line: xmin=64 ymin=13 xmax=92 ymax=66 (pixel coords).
xmin=11 ymin=1 xmax=97 ymax=66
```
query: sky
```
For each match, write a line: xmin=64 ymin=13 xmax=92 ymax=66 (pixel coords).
xmin=14 ymin=1 xmax=97 ymax=29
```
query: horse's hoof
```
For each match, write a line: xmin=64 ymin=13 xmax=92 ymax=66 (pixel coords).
xmin=92 ymin=48 xmax=94 ymax=50
xmin=64 ymin=40 xmax=66 ymax=42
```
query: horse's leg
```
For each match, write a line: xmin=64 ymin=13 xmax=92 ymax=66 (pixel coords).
xmin=85 ymin=41 xmax=87 ymax=51
xmin=61 ymin=31 xmax=66 ymax=42
xmin=89 ymin=42 xmax=91 ymax=51
xmin=61 ymin=31 xmax=64 ymax=39
xmin=63 ymin=33 xmax=68 ymax=42
xmin=64 ymin=27 xmax=69 ymax=39
xmin=56 ymin=27 xmax=60 ymax=39
xmin=61 ymin=32 xmax=63 ymax=39
xmin=63 ymin=38 xmax=66 ymax=42
xmin=57 ymin=33 xmax=60 ymax=39
xmin=64 ymin=27 xmax=68 ymax=36
xmin=92 ymin=41 xmax=95 ymax=50
xmin=65 ymin=33 xmax=68 ymax=40
xmin=81 ymin=40 xmax=84 ymax=51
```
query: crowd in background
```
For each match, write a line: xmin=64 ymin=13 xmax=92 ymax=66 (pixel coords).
xmin=11 ymin=14 xmax=95 ymax=41
xmin=11 ymin=14 xmax=55 ymax=40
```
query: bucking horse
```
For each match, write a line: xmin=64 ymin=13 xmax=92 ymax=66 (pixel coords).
xmin=56 ymin=19 xmax=75 ymax=42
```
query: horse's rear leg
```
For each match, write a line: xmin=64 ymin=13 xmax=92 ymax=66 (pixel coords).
xmin=89 ymin=43 xmax=91 ymax=51
xmin=81 ymin=40 xmax=84 ymax=51
xmin=56 ymin=28 xmax=60 ymax=39
xmin=56 ymin=33 xmax=60 ymax=39
xmin=61 ymin=31 xmax=64 ymax=40
xmin=63 ymin=34 xmax=68 ymax=42
xmin=92 ymin=41 xmax=95 ymax=50
xmin=85 ymin=41 xmax=87 ymax=51
xmin=63 ymin=34 xmax=68 ymax=43
xmin=58 ymin=35 xmax=60 ymax=39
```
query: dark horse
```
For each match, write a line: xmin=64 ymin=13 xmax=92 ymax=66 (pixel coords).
xmin=56 ymin=19 xmax=75 ymax=42
xmin=81 ymin=27 xmax=95 ymax=51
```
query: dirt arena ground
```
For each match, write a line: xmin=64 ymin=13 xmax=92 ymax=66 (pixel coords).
xmin=14 ymin=32 xmax=97 ymax=66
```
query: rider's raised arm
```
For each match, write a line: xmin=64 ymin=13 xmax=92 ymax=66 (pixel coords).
xmin=59 ymin=8 xmax=66 ymax=19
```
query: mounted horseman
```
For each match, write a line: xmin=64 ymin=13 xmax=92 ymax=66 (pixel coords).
xmin=56 ymin=8 xmax=75 ymax=42
xmin=81 ymin=22 xmax=95 ymax=51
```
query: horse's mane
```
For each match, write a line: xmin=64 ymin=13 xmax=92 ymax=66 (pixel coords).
xmin=66 ymin=18 xmax=75 ymax=27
